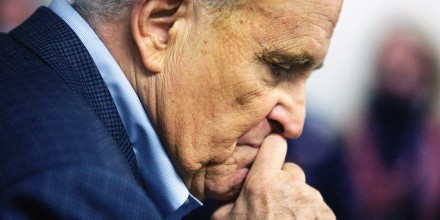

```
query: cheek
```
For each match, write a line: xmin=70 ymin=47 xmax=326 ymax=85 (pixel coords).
xmin=204 ymin=88 xmax=274 ymax=164
xmin=212 ymin=89 xmax=274 ymax=143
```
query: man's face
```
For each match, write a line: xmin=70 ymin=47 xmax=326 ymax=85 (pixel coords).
xmin=152 ymin=0 xmax=342 ymax=200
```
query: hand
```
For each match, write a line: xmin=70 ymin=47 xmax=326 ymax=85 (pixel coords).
xmin=212 ymin=134 xmax=335 ymax=220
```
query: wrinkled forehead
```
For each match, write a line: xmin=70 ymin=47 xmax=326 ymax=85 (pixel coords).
xmin=251 ymin=0 xmax=342 ymax=27
xmin=235 ymin=0 xmax=342 ymax=58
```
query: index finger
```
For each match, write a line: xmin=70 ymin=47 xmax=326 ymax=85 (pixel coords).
xmin=248 ymin=133 xmax=287 ymax=176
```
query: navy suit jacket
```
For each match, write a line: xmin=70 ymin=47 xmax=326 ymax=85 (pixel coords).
xmin=0 ymin=7 xmax=162 ymax=219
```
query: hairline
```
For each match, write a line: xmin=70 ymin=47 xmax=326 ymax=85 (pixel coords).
xmin=71 ymin=0 xmax=250 ymax=25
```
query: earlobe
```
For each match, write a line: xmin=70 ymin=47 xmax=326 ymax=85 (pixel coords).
xmin=131 ymin=0 xmax=187 ymax=73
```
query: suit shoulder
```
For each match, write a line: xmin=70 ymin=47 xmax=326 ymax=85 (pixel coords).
xmin=0 ymin=32 xmax=122 ymax=187
xmin=0 ymin=32 xmax=163 ymax=220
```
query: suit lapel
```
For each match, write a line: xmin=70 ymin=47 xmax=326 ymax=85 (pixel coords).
xmin=10 ymin=7 xmax=141 ymax=184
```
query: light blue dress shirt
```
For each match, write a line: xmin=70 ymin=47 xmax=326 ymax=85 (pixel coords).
xmin=49 ymin=1 xmax=202 ymax=219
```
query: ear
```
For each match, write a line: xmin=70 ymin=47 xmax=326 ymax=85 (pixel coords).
xmin=132 ymin=0 xmax=192 ymax=73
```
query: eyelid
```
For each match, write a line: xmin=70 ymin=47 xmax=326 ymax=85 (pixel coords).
xmin=269 ymin=62 xmax=293 ymax=80
xmin=274 ymin=62 xmax=291 ymax=70
xmin=259 ymin=50 xmax=317 ymax=81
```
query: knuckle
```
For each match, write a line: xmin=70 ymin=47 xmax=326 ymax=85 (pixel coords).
xmin=309 ymin=186 xmax=324 ymax=201
xmin=244 ymin=171 xmax=281 ymax=197
xmin=244 ymin=177 xmax=267 ymax=197
xmin=289 ymin=183 xmax=323 ymax=204
xmin=283 ymin=162 xmax=306 ymax=182
xmin=318 ymin=204 xmax=336 ymax=220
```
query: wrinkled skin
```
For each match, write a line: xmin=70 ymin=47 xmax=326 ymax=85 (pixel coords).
xmin=212 ymin=134 xmax=336 ymax=219
xmin=153 ymin=0 xmax=343 ymax=202
xmin=104 ymin=0 xmax=343 ymax=218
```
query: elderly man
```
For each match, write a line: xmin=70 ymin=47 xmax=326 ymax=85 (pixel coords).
xmin=0 ymin=0 xmax=342 ymax=219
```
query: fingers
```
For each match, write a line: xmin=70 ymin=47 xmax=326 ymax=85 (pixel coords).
xmin=317 ymin=201 xmax=336 ymax=220
xmin=220 ymin=135 xmax=335 ymax=219
xmin=211 ymin=202 xmax=234 ymax=220
xmin=248 ymin=134 xmax=287 ymax=176
xmin=282 ymin=162 xmax=306 ymax=183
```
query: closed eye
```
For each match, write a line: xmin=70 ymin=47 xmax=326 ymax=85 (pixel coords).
xmin=261 ymin=50 xmax=316 ymax=81
xmin=269 ymin=62 xmax=293 ymax=79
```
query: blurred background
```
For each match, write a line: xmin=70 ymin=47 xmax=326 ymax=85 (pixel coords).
xmin=2 ymin=0 xmax=440 ymax=219
xmin=309 ymin=0 xmax=440 ymax=131
xmin=289 ymin=1 xmax=440 ymax=219
xmin=0 ymin=0 xmax=48 ymax=32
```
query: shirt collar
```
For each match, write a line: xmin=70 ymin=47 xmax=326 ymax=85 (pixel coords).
xmin=49 ymin=0 xmax=202 ymax=218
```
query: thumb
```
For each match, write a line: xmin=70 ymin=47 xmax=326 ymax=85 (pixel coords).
xmin=247 ymin=134 xmax=287 ymax=177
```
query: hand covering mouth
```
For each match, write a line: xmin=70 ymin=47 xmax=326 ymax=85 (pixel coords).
xmin=204 ymin=144 xmax=259 ymax=200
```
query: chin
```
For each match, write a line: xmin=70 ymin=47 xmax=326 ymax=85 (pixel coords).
xmin=203 ymin=144 xmax=258 ymax=200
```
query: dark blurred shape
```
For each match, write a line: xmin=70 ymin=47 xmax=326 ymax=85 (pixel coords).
xmin=0 ymin=0 xmax=46 ymax=32
xmin=321 ymin=25 xmax=440 ymax=220
xmin=286 ymin=113 xmax=356 ymax=219
xmin=286 ymin=114 xmax=336 ymax=185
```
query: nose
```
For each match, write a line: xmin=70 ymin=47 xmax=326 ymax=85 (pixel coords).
xmin=267 ymin=90 xmax=306 ymax=139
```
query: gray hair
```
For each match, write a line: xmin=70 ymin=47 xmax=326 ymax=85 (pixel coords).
xmin=71 ymin=0 xmax=136 ymax=24
xmin=70 ymin=0 xmax=248 ymax=24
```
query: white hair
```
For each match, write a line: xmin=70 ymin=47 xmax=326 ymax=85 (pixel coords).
xmin=70 ymin=0 xmax=248 ymax=24
xmin=70 ymin=0 xmax=136 ymax=23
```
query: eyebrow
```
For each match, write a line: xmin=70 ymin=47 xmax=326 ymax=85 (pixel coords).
xmin=261 ymin=50 xmax=319 ymax=71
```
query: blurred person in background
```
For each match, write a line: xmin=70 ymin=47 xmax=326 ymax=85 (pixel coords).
xmin=334 ymin=25 xmax=440 ymax=220
xmin=0 ymin=0 xmax=47 ymax=32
